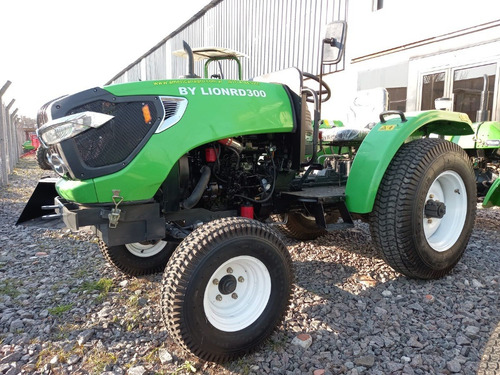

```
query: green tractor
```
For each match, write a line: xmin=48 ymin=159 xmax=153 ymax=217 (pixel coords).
xmin=440 ymin=83 xmax=500 ymax=208
xmin=452 ymin=120 xmax=500 ymax=207
xmin=18 ymin=22 xmax=499 ymax=361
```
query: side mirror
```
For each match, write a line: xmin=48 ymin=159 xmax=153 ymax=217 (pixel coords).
xmin=322 ymin=21 xmax=347 ymax=65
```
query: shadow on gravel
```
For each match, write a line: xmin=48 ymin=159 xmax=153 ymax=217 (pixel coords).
xmin=287 ymin=217 xmax=499 ymax=374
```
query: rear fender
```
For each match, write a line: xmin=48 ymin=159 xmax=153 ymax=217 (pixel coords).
xmin=483 ymin=178 xmax=500 ymax=208
xmin=345 ymin=110 xmax=473 ymax=214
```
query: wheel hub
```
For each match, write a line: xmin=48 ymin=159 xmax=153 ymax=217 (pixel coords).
xmin=218 ymin=275 xmax=237 ymax=295
xmin=423 ymin=171 xmax=467 ymax=252
xmin=203 ymin=255 xmax=271 ymax=332
xmin=125 ymin=240 xmax=166 ymax=258
xmin=424 ymin=199 xmax=446 ymax=218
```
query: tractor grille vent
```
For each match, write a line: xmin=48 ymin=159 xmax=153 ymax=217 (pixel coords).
xmin=70 ymin=100 xmax=157 ymax=168
xmin=156 ymin=97 xmax=188 ymax=133
xmin=163 ymin=100 xmax=179 ymax=120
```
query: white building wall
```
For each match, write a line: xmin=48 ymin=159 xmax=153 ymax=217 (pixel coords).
xmin=108 ymin=0 xmax=500 ymax=123
xmin=321 ymin=0 xmax=500 ymax=123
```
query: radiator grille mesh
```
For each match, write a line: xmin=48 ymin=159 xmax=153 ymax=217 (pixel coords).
xmin=70 ymin=100 xmax=157 ymax=168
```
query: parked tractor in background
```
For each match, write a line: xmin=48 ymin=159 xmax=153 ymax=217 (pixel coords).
xmin=439 ymin=76 xmax=500 ymax=206
xmin=18 ymin=22 xmax=499 ymax=361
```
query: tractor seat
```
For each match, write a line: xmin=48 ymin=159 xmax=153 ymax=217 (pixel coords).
xmin=321 ymin=87 xmax=388 ymax=144
xmin=321 ymin=126 xmax=369 ymax=143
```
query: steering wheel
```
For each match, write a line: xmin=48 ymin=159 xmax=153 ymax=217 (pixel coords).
xmin=303 ymin=72 xmax=331 ymax=103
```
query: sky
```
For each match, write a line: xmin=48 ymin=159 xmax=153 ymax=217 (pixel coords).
xmin=0 ymin=0 xmax=211 ymax=119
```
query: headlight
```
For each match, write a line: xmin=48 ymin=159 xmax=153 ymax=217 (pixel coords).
xmin=37 ymin=111 xmax=114 ymax=146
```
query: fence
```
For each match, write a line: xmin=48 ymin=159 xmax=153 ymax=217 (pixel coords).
xmin=0 ymin=80 xmax=22 ymax=187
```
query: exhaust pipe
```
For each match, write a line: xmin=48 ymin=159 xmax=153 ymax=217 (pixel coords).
xmin=476 ymin=74 xmax=489 ymax=122
xmin=181 ymin=41 xmax=199 ymax=79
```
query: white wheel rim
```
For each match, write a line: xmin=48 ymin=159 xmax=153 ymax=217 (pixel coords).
xmin=203 ymin=255 xmax=271 ymax=332
xmin=125 ymin=241 xmax=166 ymax=258
xmin=423 ymin=171 xmax=467 ymax=252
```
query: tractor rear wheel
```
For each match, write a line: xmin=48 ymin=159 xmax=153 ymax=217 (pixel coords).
xmin=161 ymin=217 xmax=293 ymax=362
xmin=370 ymin=138 xmax=476 ymax=279
xmin=275 ymin=212 xmax=339 ymax=240
xmin=276 ymin=212 xmax=326 ymax=240
xmin=99 ymin=240 xmax=176 ymax=276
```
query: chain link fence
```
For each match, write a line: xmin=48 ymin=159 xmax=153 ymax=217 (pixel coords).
xmin=0 ymin=80 xmax=22 ymax=187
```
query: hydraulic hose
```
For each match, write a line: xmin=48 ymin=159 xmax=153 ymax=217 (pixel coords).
xmin=181 ymin=166 xmax=211 ymax=209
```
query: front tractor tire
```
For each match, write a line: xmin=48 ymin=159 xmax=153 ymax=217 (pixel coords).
xmin=99 ymin=240 xmax=177 ymax=276
xmin=161 ymin=217 xmax=294 ymax=362
xmin=370 ymin=138 xmax=476 ymax=279
xmin=36 ymin=146 xmax=51 ymax=170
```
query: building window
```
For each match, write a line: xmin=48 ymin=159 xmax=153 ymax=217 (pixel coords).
xmin=358 ymin=63 xmax=408 ymax=111
xmin=421 ymin=72 xmax=445 ymax=111
xmin=453 ymin=64 xmax=496 ymax=122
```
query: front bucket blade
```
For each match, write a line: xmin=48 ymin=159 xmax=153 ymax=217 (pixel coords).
xmin=16 ymin=177 xmax=59 ymax=225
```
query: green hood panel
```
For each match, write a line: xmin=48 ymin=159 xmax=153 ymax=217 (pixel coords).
xmin=56 ymin=178 xmax=98 ymax=203
xmin=58 ymin=79 xmax=295 ymax=203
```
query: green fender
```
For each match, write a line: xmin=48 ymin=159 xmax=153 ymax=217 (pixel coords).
xmin=345 ymin=110 xmax=473 ymax=214
xmin=483 ymin=178 xmax=500 ymax=208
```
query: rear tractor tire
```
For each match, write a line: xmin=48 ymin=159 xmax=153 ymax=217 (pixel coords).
xmin=99 ymin=240 xmax=177 ymax=276
xmin=161 ymin=217 xmax=294 ymax=362
xmin=274 ymin=212 xmax=338 ymax=240
xmin=370 ymin=138 xmax=476 ymax=279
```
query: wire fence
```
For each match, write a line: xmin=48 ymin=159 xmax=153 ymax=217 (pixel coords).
xmin=0 ymin=80 xmax=22 ymax=187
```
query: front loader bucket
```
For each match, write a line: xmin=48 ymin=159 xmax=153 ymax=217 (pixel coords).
xmin=16 ymin=177 xmax=63 ymax=228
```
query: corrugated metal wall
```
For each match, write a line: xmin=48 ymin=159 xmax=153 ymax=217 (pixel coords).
xmin=109 ymin=0 xmax=347 ymax=84
xmin=127 ymin=63 xmax=142 ymax=82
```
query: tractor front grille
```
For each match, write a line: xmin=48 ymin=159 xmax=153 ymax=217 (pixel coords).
xmin=69 ymin=100 xmax=158 ymax=168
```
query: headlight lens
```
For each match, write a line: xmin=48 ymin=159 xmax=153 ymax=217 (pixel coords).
xmin=37 ymin=111 xmax=114 ymax=145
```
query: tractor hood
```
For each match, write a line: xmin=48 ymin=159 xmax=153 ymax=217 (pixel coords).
xmin=37 ymin=79 xmax=295 ymax=204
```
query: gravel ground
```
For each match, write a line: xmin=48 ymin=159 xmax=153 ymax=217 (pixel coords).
xmin=0 ymin=155 xmax=499 ymax=375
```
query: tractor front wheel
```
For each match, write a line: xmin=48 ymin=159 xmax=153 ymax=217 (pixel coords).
xmin=160 ymin=217 xmax=293 ymax=362
xmin=36 ymin=146 xmax=51 ymax=170
xmin=370 ymin=138 xmax=476 ymax=279
xmin=99 ymin=240 xmax=177 ymax=276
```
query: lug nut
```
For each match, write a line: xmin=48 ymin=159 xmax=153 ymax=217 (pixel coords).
xmin=231 ymin=293 xmax=238 ymax=299
xmin=429 ymin=194 xmax=434 ymax=199
xmin=227 ymin=267 xmax=233 ymax=274
xmin=216 ymin=294 xmax=222 ymax=301
xmin=238 ymin=276 xmax=244 ymax=283
xmin=212 ymin=279 xmax=219 ymax=285
xmin=427 ymin=219 xmax=433 ymax=224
